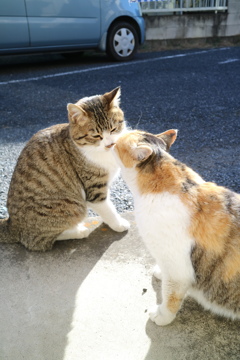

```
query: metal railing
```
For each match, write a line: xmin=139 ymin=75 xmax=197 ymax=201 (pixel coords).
xmin=137 ymin=0 xmax=228 ymax=14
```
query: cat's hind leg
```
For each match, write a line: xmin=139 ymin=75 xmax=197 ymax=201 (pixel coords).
xmin=21 ymin=222 xmax=90 ymax=251
xmin=20 ymin=231 xmax=57 ymax=252
xmin=56 ymin=222 xmax=90 ymax=241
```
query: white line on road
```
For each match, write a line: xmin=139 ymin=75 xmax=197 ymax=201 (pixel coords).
xmin=218 ymin=58 xmax=239 ymax=64
xmin=0 ymin=48 xmax=230 ymax=86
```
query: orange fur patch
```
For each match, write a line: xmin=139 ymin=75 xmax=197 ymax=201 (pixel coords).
xmin=167 ymin=292 xmax=183 ymax=314
xmin=114 ymin=131 xmax=140 ymax=168
xmin=137 ymin=160 xmax=181 ymax=195
xmin=189 ymin=183 xmax=232 ymax=254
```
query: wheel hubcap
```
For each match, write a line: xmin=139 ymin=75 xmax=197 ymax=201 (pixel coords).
xmin=113 ymin=28 xmax=135 ymax=57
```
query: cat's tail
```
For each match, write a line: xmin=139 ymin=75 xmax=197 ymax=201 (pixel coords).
xmin=0 ymin=218 xmax=18 ymax=243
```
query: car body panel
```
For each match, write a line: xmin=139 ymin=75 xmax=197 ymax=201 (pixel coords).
xmin=1 ymin=0 xmax=26 ymax=16
xmin=0 ymin=0 xmax=30 ymax=48
xmin=25 ymin=0 xmax=101 ymax=46
xmin=0 ymin=0 xmax=145 ymax=56
xmin=27 ymin=17 xmax=100 ymax=46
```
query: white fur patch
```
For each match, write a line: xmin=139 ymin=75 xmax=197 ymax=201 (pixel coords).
xmin=134 ymin=191 xmax=195 ymax=284
xmin=80 ymin=132 xmax=120 ymax=183
xmin=56 ymin=223 xmax=90 ymax=241
xmin=117 ymin=164 xmax=195 ymax=285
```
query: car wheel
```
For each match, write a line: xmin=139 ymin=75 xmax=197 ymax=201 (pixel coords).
xmin=107 ymin=22 xmax=139 ymax=61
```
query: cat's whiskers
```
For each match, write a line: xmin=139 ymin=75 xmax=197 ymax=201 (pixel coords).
xmin=135 ymin=111 xmax=142 ymax=128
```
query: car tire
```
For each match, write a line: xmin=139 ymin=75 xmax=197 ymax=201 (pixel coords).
xmin=107 ymin=22 xmax=139 ymax=61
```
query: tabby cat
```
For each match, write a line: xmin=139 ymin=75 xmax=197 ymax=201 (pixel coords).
xmin=0 ymin=87 xmax=129 ymax=251
xmin=113 ymin=129 xmax=240 ymax=325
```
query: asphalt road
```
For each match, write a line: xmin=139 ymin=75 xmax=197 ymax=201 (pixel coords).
xmin=0 ymin=47 xmax=240 ymax=218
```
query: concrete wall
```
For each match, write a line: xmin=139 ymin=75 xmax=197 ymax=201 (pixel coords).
xmin=143 ymin=0 xmax=240 ymax=41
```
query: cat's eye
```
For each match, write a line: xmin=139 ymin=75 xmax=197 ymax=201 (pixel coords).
xmin=92 ymin=134 xmax=102 ymax=139
xmin=110 ymin=127 xmax=117 ymax=133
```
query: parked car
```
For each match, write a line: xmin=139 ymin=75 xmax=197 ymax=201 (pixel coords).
xmin=0 ymin=0 xmax=145 ymax=61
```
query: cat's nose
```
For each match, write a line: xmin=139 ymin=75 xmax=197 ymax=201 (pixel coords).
xmin=105 ymin=143 xmax=115 ymax=149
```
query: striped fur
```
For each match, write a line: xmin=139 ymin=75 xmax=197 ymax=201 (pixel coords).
xmin=114 ymin=129 xmax=240 ymax=325
xmin=0 ymin=87 xmax=129 ymax=251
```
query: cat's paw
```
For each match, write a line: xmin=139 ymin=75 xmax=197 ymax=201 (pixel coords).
xmin=110 ymin=217 xmax=130 ymax=232
xmin=76 ymin=225 xmax=91 ymax=239
xmin=149 ymin=305 xmax=175 ymax=326
xmin=153 ymin=265 xmax=162 ymax=280
xmin=56 ymin=223 xmax=90 ymax=241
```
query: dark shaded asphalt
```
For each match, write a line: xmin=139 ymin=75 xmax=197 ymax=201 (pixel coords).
xmin=0 ymin=47 xmax=240 ymax=217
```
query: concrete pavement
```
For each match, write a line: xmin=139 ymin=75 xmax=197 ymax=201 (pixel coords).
xmin=0 ymin=212 xmax=239 ymax=360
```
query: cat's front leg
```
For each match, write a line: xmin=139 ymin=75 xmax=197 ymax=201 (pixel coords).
xmin=88 ymin=197 xmax=130 ymax=232
xmin=149 ymin=304 xmax=176 ymax=326
xmin=149 ymin=278 xmax=188 ymax=326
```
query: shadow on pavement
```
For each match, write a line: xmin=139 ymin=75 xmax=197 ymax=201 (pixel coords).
xmin=0 ymin=212 xmax=239 ymax=360
xmin=144 ymin=279 xmax=240 ymax=360
xmin=0 ymin=220 xmax=125 ymax=360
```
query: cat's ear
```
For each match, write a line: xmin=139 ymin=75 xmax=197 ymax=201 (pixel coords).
xmin=156 ymin=129 xmax=178 ymax=151
xmin=131 ymin=145 xmax=153 ymax=162
xmin=103 ymin=87 xmax=121 ymax=107
xmin=67 ymin=103 xmax=88 ymax=125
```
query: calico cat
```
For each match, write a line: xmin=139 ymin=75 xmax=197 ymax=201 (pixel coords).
xmin=0 ymin=87 xmax=129 ymax=251
xmin=113 ymin=129 xmax=240 ymax=326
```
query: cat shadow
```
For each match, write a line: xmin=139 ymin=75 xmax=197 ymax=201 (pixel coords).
xmin=151 ymin=274 xmax=162 ymax=304
xmin=0 ymin=219 xmax=127 ymax=360
xmin=144 ymin=276 xmax=240 ymax=360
